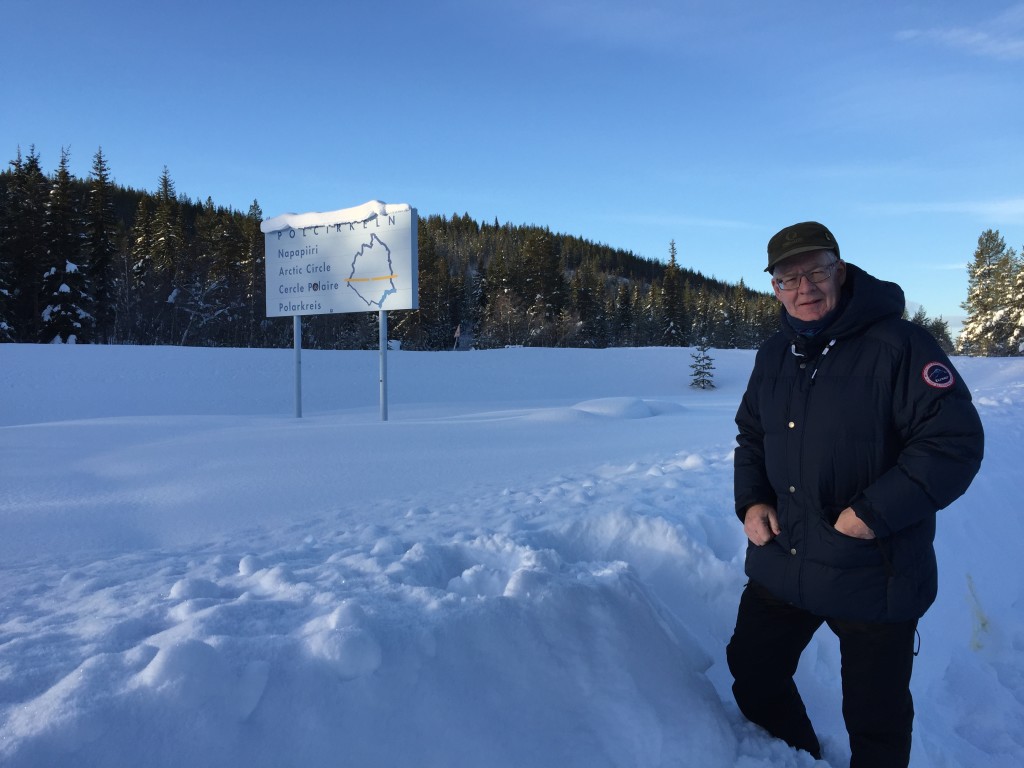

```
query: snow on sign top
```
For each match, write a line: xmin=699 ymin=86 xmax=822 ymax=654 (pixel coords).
xmin=262 ymin=200 xmax=419 ymax=317
xmin=260 ymin=200 xmax=412 ymax=234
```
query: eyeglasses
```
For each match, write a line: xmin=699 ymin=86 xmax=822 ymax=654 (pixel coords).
xmin=773 ymin=261 xmax=839 ymax=291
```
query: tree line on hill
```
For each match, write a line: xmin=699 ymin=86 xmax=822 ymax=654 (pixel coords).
xmin=0 ymin=146 xmax=778 ymax=351
xmin=1 ymin=145 xmax=997 ymax=356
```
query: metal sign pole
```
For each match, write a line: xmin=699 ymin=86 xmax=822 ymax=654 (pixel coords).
xmin=379 ymin=309 xmax=388 ymax=421
xmin=294 ymin=315 xmax=302 ymax=418
xmin=262 ymin=203 xmax=417 ymax=423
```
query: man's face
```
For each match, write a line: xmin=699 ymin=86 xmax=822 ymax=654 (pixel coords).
xmin=771 ymin=249 xmax=846 ymax=322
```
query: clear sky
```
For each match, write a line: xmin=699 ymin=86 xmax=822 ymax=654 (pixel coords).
xmin=3 ymin=0 xmax=1022 ymax=327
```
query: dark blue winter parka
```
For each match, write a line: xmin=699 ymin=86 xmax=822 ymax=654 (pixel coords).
xmin=734 ymin=264 xmax=984 ymax=623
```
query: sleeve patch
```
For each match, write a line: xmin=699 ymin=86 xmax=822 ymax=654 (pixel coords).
xmin=922 ymin=362 xmax=955 ymax=389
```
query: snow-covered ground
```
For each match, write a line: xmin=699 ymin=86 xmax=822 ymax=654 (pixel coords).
xmin=1 ymin=343 xmax=1021 ymax=767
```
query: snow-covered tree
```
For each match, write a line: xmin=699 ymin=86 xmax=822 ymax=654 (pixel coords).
xmin=959 ymin=229 xmax=1017 ymax=356
xmin=176 ymin=197 xmax=243 ymax=346
xmin=1007 ymin=252 xmax=1024 ymax=355
xmin=40 ymin=148 xmax=93 ymax=343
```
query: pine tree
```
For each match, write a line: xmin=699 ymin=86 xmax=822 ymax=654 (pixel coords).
xmin=690 ymin=290 xmax=714 ymax=348
xmin=480 ymin=238 xmax=533 ymax=348
xmin=1007 ymin=249 xmax=1024 ymax=355
xmin=178 ymin=197 xmax=237 ymax=346
xmin=127 ymin=196 xmax=154 ymax=342
xmin=644 ymin=278 xmax=665 ymax=347
xmin=0 ymin=176 xmax=13 ymax=341
xmin=109 ymin=232 xmax=136 ymax=344
xmin=0 ymin=264 xmax=11 ymax=342
xmin=706 ymin=294 xmax=731 ymax=348
xmin=689 ymin=338 xmax=716 ymax=389
xmin=461 ymin=266 xmax=485 ymax=348
xmin=909 ymin=305 xmax=955 ymax=355
xmin=2 ymin=147 xmax=49 ymax=340
xmin=959 ymin=229 xmax=1016 ymax=356
xmin=661 ymin=240 xmax=685 ymax=345
xmin=521 ymin=230 xmax=566 ymax=344
xmin=723 ymin=280 xmax=753 ymax=348
xmin=148 ymin=167 xmax=185 ymax=342
xmin=399 ymin=229 xmax=455 ymax=350
xmin=240 ymin=200 xmax=267 ymax=346
xmin=40 ymin=148 xmax=93 ymax=343
xmin=0 ymin=252 xmax=10 ymax=340
xmin=611 ymin=281 xmax=633 ymax=346
xmin=485 ymin=242 xmax=512 ymax=300
xmin=151 ymin=167 xmax=183 ymax=278
xmin=482 ymin=291 xmax=530 ymax=348
xmin=569 ymin=259 xmax=607 ymax=347
xmin=85 ymin=148 xmax=118 ymax=342
xmin=749 ymin=293 xmax=779 ymax=347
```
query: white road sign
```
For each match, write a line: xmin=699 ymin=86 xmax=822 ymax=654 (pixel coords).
xmin=261 ymin=200 xmax=418 ymax=317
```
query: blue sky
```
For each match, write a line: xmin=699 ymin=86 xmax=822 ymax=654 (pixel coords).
xmin=3 ymin=0 xmax=1023 ymax=327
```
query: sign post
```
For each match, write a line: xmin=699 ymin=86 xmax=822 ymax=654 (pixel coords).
xmin=379 ymin=310 xmax=388 ymax=422
xmin=293 ymin=315 xmax=302 ymax=419
xmin=261 ymin=201 xmax=418 ymax=420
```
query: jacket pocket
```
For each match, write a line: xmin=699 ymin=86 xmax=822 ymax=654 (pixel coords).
xmin=813 ymin=516 xmax=885 ymax=570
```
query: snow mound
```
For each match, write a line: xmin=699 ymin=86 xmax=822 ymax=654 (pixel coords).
xmin=1 ymin=346 xmax=1020 ymax=768
xmin=525 ymin=397 xmax=683 ymax=422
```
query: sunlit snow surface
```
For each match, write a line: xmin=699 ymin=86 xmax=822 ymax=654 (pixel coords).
xmin=1 ymin=345 xmax=1021 ymax=767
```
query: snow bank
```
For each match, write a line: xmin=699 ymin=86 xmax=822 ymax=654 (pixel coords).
xmin=0 ymin=344 xmax=1020 ymax=767
xmin=260 ymin=200 xmax=412 ymax=233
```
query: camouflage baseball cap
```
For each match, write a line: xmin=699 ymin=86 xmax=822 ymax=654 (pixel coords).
xmin=766 ymin=221 xmax=840 ymax=272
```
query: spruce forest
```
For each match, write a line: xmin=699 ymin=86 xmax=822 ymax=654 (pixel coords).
xmin=2 ymin=146 xmax=1013 ymax=356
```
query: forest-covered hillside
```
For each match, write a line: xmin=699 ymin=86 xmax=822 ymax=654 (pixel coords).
xmin=0 ymin=146 xmax=968 ymax=353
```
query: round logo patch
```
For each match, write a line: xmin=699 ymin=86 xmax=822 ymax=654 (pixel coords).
xmin=922 ymin=362 xmax=955 ymax=389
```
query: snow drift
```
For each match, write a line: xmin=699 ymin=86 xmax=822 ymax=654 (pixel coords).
xmin=1 ymin=344 xmax=1021 ymax=767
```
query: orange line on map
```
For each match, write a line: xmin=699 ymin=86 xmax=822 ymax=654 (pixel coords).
xmin=346 ymin=274 xmax=399 ymax=283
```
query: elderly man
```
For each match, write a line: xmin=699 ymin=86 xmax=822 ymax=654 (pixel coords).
xmin=727 ymin=222 xmax=984 ymax=767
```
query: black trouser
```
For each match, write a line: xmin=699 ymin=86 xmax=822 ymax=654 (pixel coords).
xmin=726 ymin=581 xmax=918 ymax=768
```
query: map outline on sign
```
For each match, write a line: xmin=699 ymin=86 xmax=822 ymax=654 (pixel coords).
xmin=346 ymin=233 xmax=398 ymax=309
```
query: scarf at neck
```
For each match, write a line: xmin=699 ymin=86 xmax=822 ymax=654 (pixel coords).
xmin=785 ymin=305 xmax=841 ymax=337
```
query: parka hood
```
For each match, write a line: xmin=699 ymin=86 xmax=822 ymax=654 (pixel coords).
xmin=781 ymin=263 xmax=905 ymax=348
